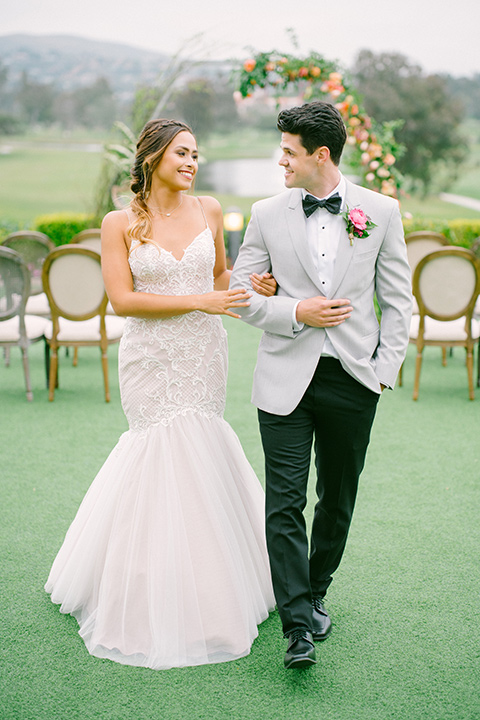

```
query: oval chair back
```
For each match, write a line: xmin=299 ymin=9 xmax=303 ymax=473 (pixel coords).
xmin=1 ymin=231 xmax=54 ymax=316
xmin=0 ymin=246 xmax=47 ymax=400
xmin=70 ymin=229 xmax=102 ymax=254
xmin=42 ymin=245 xmax=124 ymax=402
xmin=404 ymin=231 xmax=449 ymax=277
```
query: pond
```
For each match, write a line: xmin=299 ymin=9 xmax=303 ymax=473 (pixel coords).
xmin=196 ymin=152 xmax=285 ymax=198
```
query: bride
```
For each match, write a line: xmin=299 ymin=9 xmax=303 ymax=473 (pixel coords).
xmin=45 ymin=118 xmax=276 ymax=670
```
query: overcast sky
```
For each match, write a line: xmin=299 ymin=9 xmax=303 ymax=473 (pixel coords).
xmin=2 ymin=0 xmax=479 ymax=77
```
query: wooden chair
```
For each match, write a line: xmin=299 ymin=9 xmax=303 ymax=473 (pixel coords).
xmin=69 ymin=229 xmax=118 ymax=319
xmin=42 ymin=245 xmax=125 ymax=402
xmin=1 ymin=231 xmax=54 ymax=317
xmin=471 ymin=237 xmax=480 ymax=386
xmin=70 ymin=229 xmax=102 ymax=254
xmin=404 ymin=231 xmax=449 ymax=314
xmin=398 ymin=231 xmax=451 ymax=387
xmin=408 ymin=247 xmax=480 ymax=401
xmin=0 ymin=246 xmax=48 ymax=400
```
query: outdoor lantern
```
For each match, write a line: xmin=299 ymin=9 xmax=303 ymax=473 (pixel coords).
xmin=223 ymin=207 xmax=245 ymax=265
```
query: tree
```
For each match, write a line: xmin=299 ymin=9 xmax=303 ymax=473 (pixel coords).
xmin=171 ymin=79 xmax=215 ymax=140
xmin=352 ymin=50 xmax=467 ymax=193
xmin=16 ymin=71 xmax=56 ymax=125
xmin=443 ymin=74 xmax=480 ymax=121
xmin=54 ymin=78 xmax=117 ymax=130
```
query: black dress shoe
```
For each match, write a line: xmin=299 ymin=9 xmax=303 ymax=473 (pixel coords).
xmin=312 ymin=597 xmax=332 ymax=641
xmin=284 ymin=629 xmax=316 ymax=669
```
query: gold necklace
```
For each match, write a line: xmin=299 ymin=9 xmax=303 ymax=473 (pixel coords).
xmin=148 ymin=195 xmax=183 ymax=217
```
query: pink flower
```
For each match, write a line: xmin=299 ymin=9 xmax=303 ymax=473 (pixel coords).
xmin=243 ymin=59 xmax=256 ymax=72
xmin=349 ymin=208 xmax=368 ymax=231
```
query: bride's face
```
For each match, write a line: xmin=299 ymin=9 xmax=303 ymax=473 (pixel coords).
xmin=153 ymin=131 xmax=198 ymax=191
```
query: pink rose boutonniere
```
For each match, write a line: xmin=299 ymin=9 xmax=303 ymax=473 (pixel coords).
xmin=343 ymin=207 xmax=376 ymax=245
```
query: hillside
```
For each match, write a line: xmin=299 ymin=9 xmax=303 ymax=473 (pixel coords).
xmin=0 ymin=33 xmax=170 ymax=97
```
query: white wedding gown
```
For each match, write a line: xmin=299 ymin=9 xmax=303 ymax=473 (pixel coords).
xmin=45 ymin=220 xmax=275 ymax=670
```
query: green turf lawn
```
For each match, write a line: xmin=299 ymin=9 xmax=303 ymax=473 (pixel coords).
xmin=0 ymin=146 xmax=103 ymax=225
xmin=1 ymin=318 xmax=479 ymax=720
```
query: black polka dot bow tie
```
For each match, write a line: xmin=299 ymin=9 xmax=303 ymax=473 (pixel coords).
xmin=302 ymin=193 xmax=342 ymax=217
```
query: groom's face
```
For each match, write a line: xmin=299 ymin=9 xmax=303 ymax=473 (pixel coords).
xmin=279 ymin=132 xmax=319 ymax=190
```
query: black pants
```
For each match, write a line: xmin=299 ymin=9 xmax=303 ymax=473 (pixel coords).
xmin=258 ymin=357 xmax=379 ymax=635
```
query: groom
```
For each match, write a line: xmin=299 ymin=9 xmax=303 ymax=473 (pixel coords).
xmin=230 ymin=101 xmax=412 ymax=669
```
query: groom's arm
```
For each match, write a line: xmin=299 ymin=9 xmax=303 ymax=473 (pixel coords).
xmin=373 ymin=202 xmax=413 ymax=388
xmin=230 ymin=205 xmax=299 ymax=337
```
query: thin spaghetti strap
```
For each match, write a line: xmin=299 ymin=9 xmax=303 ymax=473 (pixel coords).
xmin=196 ymin=197 xmax=208 ymax=231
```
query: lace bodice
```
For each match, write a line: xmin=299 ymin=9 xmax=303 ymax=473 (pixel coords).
xmin=128 ymin=229 xmax=215 ymax=296
xmin=118 ymin=229 xmax=228 ymax=432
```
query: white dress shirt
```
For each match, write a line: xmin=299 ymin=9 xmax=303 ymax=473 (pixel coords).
xmin=293 ymin=174 xmax=347 ymax=358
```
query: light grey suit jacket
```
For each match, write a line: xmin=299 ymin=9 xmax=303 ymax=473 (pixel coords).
xmin=229 ymin=180 xmax=413 ymax=415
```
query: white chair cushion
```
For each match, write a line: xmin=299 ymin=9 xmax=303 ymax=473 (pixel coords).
xmin=410 ymin=315 xmax=480 ymax=342
xmin=25 ymin=292 xmax=50 ymax=316
xmin=0 ymin=315 xmax=48 ymax=342
xmin=474 ymin=296 xmax=480 ymax=319
xmin=106 ymin=301 xmax=116 ymax=315
xmin=44 ymin=315 xmax=125 ymax=342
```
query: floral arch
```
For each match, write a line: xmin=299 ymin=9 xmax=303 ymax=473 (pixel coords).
xmin=237 ymin=51 xmax=402 ymax=197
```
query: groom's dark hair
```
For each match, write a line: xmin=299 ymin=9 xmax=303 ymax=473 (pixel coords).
xmin=277 ymin=101 xmax=347 ymax=165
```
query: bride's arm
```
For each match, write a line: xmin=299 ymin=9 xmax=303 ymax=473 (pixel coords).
xmin=101 ymin=210 xmax=251 ymax=319
xmin=205 ymin=197 xmax=277 ymax=297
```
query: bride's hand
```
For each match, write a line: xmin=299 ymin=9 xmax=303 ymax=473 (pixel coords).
xmin=250 ymin=272 xmax=277 ymax=297
xmin=199 ymin=289 xmax=251 ymax=318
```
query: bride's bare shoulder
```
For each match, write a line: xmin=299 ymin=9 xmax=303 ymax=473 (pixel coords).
xmin=101 ymin=207 xmax=134 ymax=229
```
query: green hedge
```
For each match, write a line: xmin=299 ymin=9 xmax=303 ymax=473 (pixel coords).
xmin=402 ymin=218 xmax=480 ymax=248
xmin=33 ymin=213 xmax=97 ymax=247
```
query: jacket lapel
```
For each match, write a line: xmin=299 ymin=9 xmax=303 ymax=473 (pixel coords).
xmin=285 ymin=189 xmax=325 ymax=293
xmin=328 ymin=180 xmax=359 ymax=299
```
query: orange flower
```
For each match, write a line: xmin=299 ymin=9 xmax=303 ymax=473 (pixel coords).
xmin=310 ymin=66 xmax=321 ymax=77
xmin=298 ymin=66 xmax=309 ymax=77
xmin=243 ymin=59 xmax=256 ymax=72
xmin=329 ymin=72 xmax=343 ymax=83
xmin=369 ymin=143 xmax=382 ymax=158
xmin=265 ymin=62 xmax=276 ymax=72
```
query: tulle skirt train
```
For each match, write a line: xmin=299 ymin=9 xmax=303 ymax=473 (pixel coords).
xmin=45 ymin=413 xmax=275 ymax=669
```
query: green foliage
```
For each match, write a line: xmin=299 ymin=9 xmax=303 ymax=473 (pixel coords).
xmin=447 ymin=219 xmax=480 ymax=247
xmin=444 ymin=73 xmax=480 ymax=120
xmin=172 ymin=79 xmax=215 ymax=140
xmin=0 ymin=113 xmax=24 ymax=135
xmin=33 ymin=213 xmax=96 ymax=246
xmin=0 ymin=219 xmax=21 ymax=242
xmin=53 ymin=77 xmax=117 ymax=130
xmin=401 ymin=217 xmax=480 ymax=247
xmin=352 ymin=50 xmax=467 ymax=193
xmin=130 ymin=85 xmax=163 ymax=136
xmin=93 ymin=121 xmax=136 ymax=220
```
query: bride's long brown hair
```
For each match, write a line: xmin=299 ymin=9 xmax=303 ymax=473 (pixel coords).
xmin=129 ymin=118 xmax=194 ymax=245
